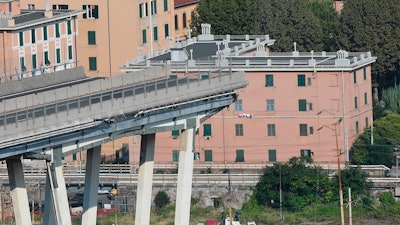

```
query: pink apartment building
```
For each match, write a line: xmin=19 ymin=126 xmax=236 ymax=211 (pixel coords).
xmin=0 ymin=0 xmax=82 ymax=81
xmin=122 ymin=25 xmax=376 ymax=166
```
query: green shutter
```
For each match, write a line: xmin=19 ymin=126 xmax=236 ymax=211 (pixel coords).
xmin=142 ymin=29 xmax=147 ymax=43
xmin=364 ymin=92 xmax=368 ymax=104
xmin=154 ymin=26 xmax=158 ymax=41
xmin=355 ymin=97 xmax=358 ymax=109
xmin=73 ymin=153 xmax=77 ymax=161
xmin=172 ymin=130 xmax=179 ymax=137
xmin=139 ymin=4 xmax=143 ymax=17
xmin=89 ymin=57 xmax=97 ymax=71
xmin=56 ymin=49 xmax=61 ymax=63
xmin=55 ymin=23 xmax=60 ymax=38
xmin=67 ymin=20 xmax=72 ymax=34
xmin=88 ymin=31 xmax=96 ymax=45
xmin=299 ymin=99 xmax=307 ymax=111
xmin=19 ymin=32 xmax=23 ymax=46
xmin=201 ymin=74 xmax=209 ymax=80
xmin=235 ymin=150 xmax=244 ymax=162
xmin=172 ymin=150 xmax=179 ymax=162
xmin=93 ymin=5 xmax=99 ymax=18
xmin=164 ymin=24 xmax=169 ymax=37
xmin=298 ymin=74 xmax=306 ymax=86
xmin=353 ymin=71 xmax=357 ymax=84
xmin=44 ymin=51 xmax=50 ymax=65
xmin=300 ymin=124 xmax=308 ymax=136
xmin=164 ymin=0 xmax=168 ymax=11
xmin=203 ymin=124 xmax=212 ymax=136
xmin=31 ymin=29 xmax=35 ymax=43
xmin=154 ymin=0 xmax=157 ymax=14
xmin=20 ymin=57 xmax=26 ymax=71
xmin=363 ymin=67 xmax=367 ymax=80
xmin=268 ymin=150 xmax=276 ymax=162
xmin=32 ymin=54 xmax=37 ymax=69
xmin=204 ymin=150 xmax=212 ymax=162
xmin=68 ymin=45 xmax=73 ymax=60
xmin=265 ymin=74 xmax=273 ymax=86
xmin=43 ymin=26 xmax=48 ymax=40
xmin=82 ymin=5 xmax=87 ymax=19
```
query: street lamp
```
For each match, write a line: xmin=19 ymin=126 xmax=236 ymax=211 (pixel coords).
xmin=317 ymin=111 xmax=345 ymax=225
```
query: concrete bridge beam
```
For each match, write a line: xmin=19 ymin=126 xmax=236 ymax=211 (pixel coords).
xmin=6 ymin=157 xmax=32 ymax=225
xmin=135 ymin=133 xmax=156 ymax=225
xmin=82 ymin=146 xmax=102 ymax=225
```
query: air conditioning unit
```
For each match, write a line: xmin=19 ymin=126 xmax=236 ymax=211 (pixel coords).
xmin=204 ymin=136 xmax=211 ymax=140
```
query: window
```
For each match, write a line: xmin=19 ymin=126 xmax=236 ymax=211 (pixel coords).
xmin=299 ymin=99 xmax=307 ymax=111
xmin=203 ymin=124 xmax=212 ymax=136
xmin=353 ymin=71 xmax=357 ymax=84
xmin=174 ymin=15 xmax=178 ymax=30
xmin=298 ymin=74 xmax=306 ymax=86
xmin=308 ymin=102 xmax=313 ymax=111
xmin=234 ymin=100 xmax=242 ymax=112
xmin=364 ymin=92 xmax=368 ymax=105
xmin=300 ymin=124 xmax=308 ymax=136
xmin=201 ymin=74 xmax=209 ymax=80
xmin=363 ymin=67 xmax=367 ymax=80
xmin=44 ymin=51 xmax=50 ymax=65
xmin=235 ymin=124 xmax=243 ymax=136
xmin=67 ymin=20 xmax=72 ymax=35
xmin=88 ymin=31 xmax=96 ymax=45
xmin=355 ymin=121 xmax=359 ymax=134
xmin=204 ymin=150 xmax=212 ymax=162
xmin=153 ymin=26 xmax=158 ymax=41
xmin=301 ymin=149 xmax=312 ymax=157
xmin=20 ymin=57 xmax=26 ymax=71
xmin=365 ymin=117 xmax=369 ymax=127
xmin=235 ymin=150 xmax=244 ymax=162
xmin=164 ymin=0 xmax=168 ymax=11
xmin=307 ymin=77 xmax=312 ymax=86
xmin=83 ymin=5 xmax=99 ymax=19
xmin=19 ymin=32 xmax=23 ymax=46
xmin=266 ymin=99 xmax=275 ymax=112
xmin=151 ymin=0 xmax=157 ymax=15
xmin=139 ymin=3 xmax=144 ymax=17
xmin=43 ymin=26 xmax=48 ymax=41
xmin=164 ymin=24 xmax=169 ymax=37
xmin=268 ymin=150 xmax=277 ymax=162
xmin=172 ymin=150 xmax=179 ymax=162
xmin=309 ymin=126 xmax=314 ymax=135
xmin=265 ymin=74 xmax=274 ymax=87
xmin=354 ymin=96 xmax=358 ymax=109
xmin=32 ymin=54 xmax=37 ymax=69
xmin=68 ymin=45 xmax=73 ymax=60
xmin=73 ymin=153 xmax=77 ymax=161
xmin=267 ymin=124 xmax=276 ymax=136
xmin=31 ymin=29 xmax=35 ymax=44
xmin=182 ymin=13 xmax=187 ymax=28
xmin=53 ymin=4 xmax=68 ymax=9
xmin=89 ymin=57 xmax=97 ymax=71
xmin=55 ymin=23 xmax=60 ymax=38
xmin=56 ymin=48 xmax=61 ymax=63
xmin=142 ymin=29 xmax=147 ymax=43
xmin=172 ymin=130 xmax=179 ymax=138
xmin=28 ymin=4 xmax=35 ymax=10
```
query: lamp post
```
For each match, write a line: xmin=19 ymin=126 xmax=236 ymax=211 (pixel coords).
xmin=317 ymin=111 xmax=345 ymax=225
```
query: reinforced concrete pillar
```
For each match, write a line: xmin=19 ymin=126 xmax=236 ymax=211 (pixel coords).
xmin=81 ymin=146 xmax=102 ymax=225
xmin=135 ymin=133 xmax=156 ymax=225
xmin=6 ymin=157 xmax=32 ymax=225
xmin=174 ymin=127 xmax=195 ymax=225
xmin=43 ymin=146 xmax=71 ymax=225
xmin=43 ymin=172 xmax=56 ymax=225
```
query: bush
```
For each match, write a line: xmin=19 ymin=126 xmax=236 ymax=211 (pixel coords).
xmin=154 ymin=191 xmax=170 ymax=211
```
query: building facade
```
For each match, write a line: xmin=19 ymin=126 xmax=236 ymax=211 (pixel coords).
xmin=122 ymin=25 xmax=376 ymax=166
xmin=0 ymin=0 xmax=82 ymax=81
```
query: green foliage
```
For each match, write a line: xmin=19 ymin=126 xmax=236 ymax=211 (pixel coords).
xmin=153 ymin=190 xmax=171 ymax=211
xmin=336 ymin=0 xmax=400 ymax=89
xmin=382 ymin=86 xmax=400 ymax=114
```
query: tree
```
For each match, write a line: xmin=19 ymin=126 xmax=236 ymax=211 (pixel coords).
xmin=252 ymin=0 xmax=324 ymax=52
xmin=336 ymin=0 xmax=400 ymax=89
xmin=381 ymin=86 xmax=400 ymax=114
xmin=154 ymin=190 xmax=170 ymax=211
xmin=190 ymin=0 xmax=256 ymax=36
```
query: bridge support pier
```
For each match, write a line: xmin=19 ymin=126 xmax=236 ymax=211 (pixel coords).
xmin=6 ymin=158 xmax=32 ymax=225
xmin=174 ymin=127 xmax=195 ymax=225
xmin=43 ymin=146 xmax=71 ymax=225
xmin=135 ymin=133 xmax=156 ymax=225
xmin=82 ymin=146 xmax=102 ymax=225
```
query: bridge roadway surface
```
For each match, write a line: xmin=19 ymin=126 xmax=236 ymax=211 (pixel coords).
xmin=0 ymin=66 xmax=248 ymax=225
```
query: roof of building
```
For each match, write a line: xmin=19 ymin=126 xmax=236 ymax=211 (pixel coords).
xmin=0 ymin=9 xmax=84 ymax=31
xmin=122 ymin=24 xmax=376 ymax=72
xmin=174 ymin=0 xmax=199 ymax=8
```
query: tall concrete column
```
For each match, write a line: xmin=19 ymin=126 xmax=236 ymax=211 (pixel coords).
xmin=6 ymin=157 xmax=32 ymax=225
xmin=135 ymin=133 xmax=156 ymax=225
xmin=174 ymin=127 xmax=195 ymax=225
xmin=81 ymin=146 xmax=102 ymax=225
xmin=43 ymin=146 xmax=71 ymax=225
xmin=43 ymin=172 xmax=56 ymax=225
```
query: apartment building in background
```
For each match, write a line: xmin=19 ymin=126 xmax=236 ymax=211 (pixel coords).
xmin=122 ymin=25 xmax=376 ymax=166
xmin=174 ymin=0 xmax=198 ymax=39
xmin=0 ymin=0 xmax=82 ymax=81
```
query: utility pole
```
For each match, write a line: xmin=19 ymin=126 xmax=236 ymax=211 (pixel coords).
xmin=334 ymin=121 xmax=345 ymax=225
xmin=279 ymin=163 xmax=284 ymax=224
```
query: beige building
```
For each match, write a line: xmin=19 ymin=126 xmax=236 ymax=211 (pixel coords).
xmin=0 ymin=0 xmax=82 ymax=81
